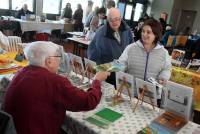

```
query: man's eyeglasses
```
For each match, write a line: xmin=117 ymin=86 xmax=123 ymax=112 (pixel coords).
xmin=108 ymin=17 xmax=121 ymax=23
xmin=49 ymin=55 xmax=62 ymax=58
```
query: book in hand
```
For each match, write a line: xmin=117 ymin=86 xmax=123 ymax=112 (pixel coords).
xmin=94 ymin=61 xmax=125 ymax=72
xmin=85 ymin=108 xmax=123 ymax=128
xmin=152 ymin=111 xmax=187 ymax=133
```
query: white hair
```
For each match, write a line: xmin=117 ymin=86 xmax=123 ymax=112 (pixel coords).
xmin=24 ymin=41 xmax=60 ymax=67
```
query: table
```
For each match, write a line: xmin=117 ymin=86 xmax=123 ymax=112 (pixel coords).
xmin=67 ymin=37 xmax=90 ymax=57
xmin=14 ymin=19 xmax=65 ymax=33
xmin=171 ymin=67 xmax=200 ymax=111
xmin=67 ymin=32 xmax=84 ymax=37
xmin=0 ymin=52 xmax=28 ymax=75
xmin=62 ymin=82 xmax=200 ymax=134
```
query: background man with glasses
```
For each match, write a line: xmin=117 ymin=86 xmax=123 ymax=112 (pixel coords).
xmin=87 ymin=8 xmax=133 ymax=86
xmin=3 ymin=41 xmax=110 ymax=134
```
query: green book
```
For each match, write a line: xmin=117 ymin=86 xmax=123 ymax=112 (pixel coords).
xmin=85 ymin=108 xmax=123 ymax=128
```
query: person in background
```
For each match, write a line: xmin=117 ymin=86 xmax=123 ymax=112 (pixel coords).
xmin=16 ymin=4 xmax=32 ymax=19
xmin=106 ymin=0 xmax=115 ymax=16
xmin=3 ymin=41 xmax=110 ymax=134
xmin=87 ymin=8 xmax=133 ymax=86
xmin=160 ymin=24 xmax=174 ymax=46
xmin=84 ymin=6 xmax=99 ymax=28
xmin=85 ymin=7 xmax=106 ymax=40
xmin=133 ymin=18 xmax=144 ymax=41
xmin=118 ymin=18 xmax=171 ymax=106
xmin=83 ymin=0 xmax=94 ymax=24
xmin=159 ymin=18 xmax=166 ymax=35
xmin=60 ymin=3 xmax=72 ymax=20
xmin=73 ymin=4 xmax=83 ymax=31
xmin=106 ymin=0 xmax=115 ymax=9
xmin=191 ymin=38 xmax=200 ymax=59
xmin=179 ymin=26 xmax=191 ymax=36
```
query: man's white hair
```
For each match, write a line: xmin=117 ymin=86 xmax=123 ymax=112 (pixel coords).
xmin=24 ymin=41 xmax=60 ymax=67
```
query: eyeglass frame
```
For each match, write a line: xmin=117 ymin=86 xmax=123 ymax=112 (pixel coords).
xmin=48 ymin=55 xmax=62 ymax=58
xmin=108 ymin=17 xmax=121 ymax=23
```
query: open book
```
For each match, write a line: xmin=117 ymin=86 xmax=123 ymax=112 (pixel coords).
xmin=85 ymin=108 xmax=123 ymax=128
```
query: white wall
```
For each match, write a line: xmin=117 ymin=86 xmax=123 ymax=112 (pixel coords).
xmin=151 ymin=0 xmax=174 ymax=23
xmin=171 ymin=0 xmax=200 ymax=33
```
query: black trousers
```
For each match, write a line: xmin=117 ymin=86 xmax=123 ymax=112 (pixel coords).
xmin=106 ymin=72 xmax=116 ymax=89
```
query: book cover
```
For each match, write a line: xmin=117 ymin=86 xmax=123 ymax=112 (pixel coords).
xmin=153 ymin=112 xmax=187 ymax=133
xmin=94 ymin=61 xmax=125 ymax=72
xmin=85 ymin=108 xmax=123 ymax=128
xmin=137 ymin=122 xmax=174 ymax=134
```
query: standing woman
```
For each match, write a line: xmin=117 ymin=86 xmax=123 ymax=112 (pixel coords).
xmin=60 ymin=3 xmax=72 ymax=20
xmin=118 ymin=18 xmax=171 ymax=106
xmin=73 ymin=4 xmax=83 ymax=31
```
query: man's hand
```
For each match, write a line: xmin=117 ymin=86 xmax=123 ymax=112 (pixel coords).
xmin=94 ymin=71 xmax=110 ymax=81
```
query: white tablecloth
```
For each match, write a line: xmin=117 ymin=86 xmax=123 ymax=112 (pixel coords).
xmin=15 ymin=19 xmax=65 ymax=33
xmin=62 ymin=82 xmax=200 ymax=134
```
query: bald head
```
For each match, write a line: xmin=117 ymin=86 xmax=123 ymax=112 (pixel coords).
xmin=107 ymin=8 xmax=120 ymax=19
xmin=107 ymin=8 xmax=121 ymax=31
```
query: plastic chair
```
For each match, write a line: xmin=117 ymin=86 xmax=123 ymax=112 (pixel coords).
xmin=166 ymin=35 xmax=175 ymax=47
xmin=175 ymin=35 xmax=188 ymax=47
xmin=0 ymin=31 xmax=22 ymax=52
xmin=33 ymin=33 xmax=50 ymax=41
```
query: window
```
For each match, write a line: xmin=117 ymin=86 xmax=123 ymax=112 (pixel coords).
xmin=118 ymin=2 xmax=125 ymax=18
xmin=12 ymin=0 xmax=33 ymax=11
xmin=0 ymin=0 xmax=9 ymax=9
xmin=43 ymin=0 xmax=60 ymax=14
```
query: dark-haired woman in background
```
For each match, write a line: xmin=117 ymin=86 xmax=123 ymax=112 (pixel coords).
xmin=60 ymin=3 xmax=72 ymax=20
xmin=73 ymin=4 xmax=83 ymax=31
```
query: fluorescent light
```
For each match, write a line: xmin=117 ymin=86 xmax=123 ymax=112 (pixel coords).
xmin=133 ymin=3 xmax=143 ymax=21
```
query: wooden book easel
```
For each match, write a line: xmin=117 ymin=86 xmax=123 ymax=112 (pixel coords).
xmin=133 ymin=85 xmax=155 ymax=112
xmin=112 ymin=77 xmax=132 ymax=105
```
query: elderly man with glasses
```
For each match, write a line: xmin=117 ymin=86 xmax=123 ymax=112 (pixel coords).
xmin=87 ymin=8 xmax=133 ymax=86
xmin=3 ymin=41 xmax=110 ymax=134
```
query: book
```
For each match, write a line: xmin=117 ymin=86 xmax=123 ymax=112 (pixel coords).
xmin=116 ymin=71 xmax=134 ymax=97
xmin=171 ymin=49 xmax=185 ymax=67
xmin=165 ymin=81 xmax=193 ymax=120
xmin=137 ymin=123 xmax=173 ymax=134
xmin=94 ymin=61 xmax=125 ymax=72
xmin=152 ymin=111 xmax=187 ymax=133
xmin=85 ymin=108 xmax=123 ymax=128
xmin=135 ymin=78 xmax=158 ymax=106
xmin=186 ymin=59 xmax=200 ymax=71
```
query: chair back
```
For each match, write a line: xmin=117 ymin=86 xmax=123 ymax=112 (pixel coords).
xmin=0 ymin=31 xmax=22 ymax=52
xmin=0 ymin=110 xmax=17 ymax=134
xmin=0 ymin=31 xmax=10 ymax=50
xmin=175 ymin=35 xmax=188 ymax=47
xmin=34 ymin=33 xmax=49 ymax=41
xmin=166 ymin=35 xmax=175 ymax=47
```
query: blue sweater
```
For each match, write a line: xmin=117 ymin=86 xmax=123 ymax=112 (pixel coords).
xmin=87 ymin=21 xmax=133 ymax=64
